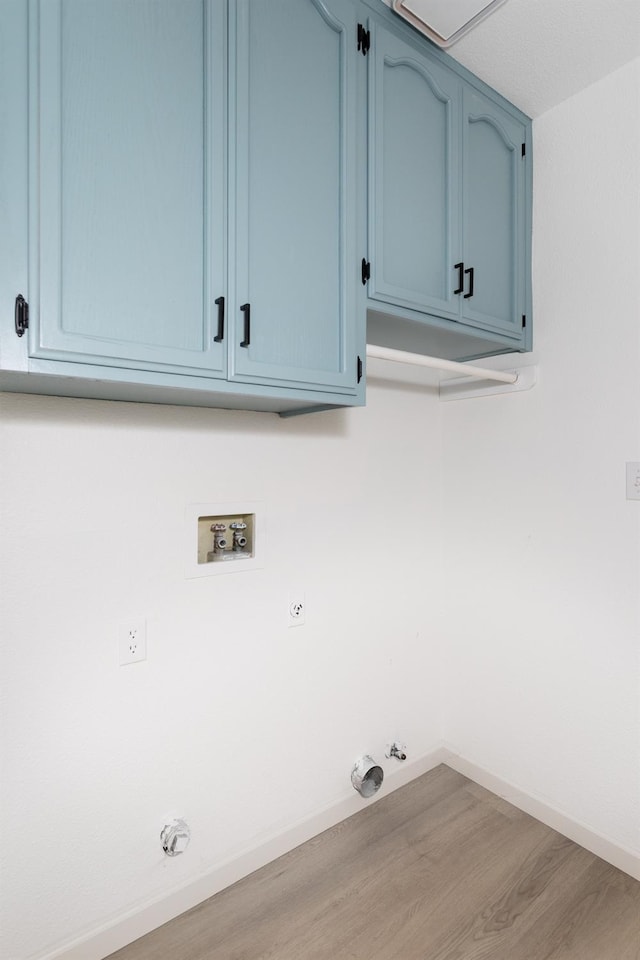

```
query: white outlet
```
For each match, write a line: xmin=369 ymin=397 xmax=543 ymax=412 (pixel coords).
xmin=118 ymin=619 xmax=147 ymax=665
xmin=288 ymin=595 xmax=306 ymax=627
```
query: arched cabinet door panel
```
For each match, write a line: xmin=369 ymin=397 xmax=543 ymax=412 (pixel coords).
xmin=461 ymin=86 xmax=527 ymax=339
xmin=367 ymin=21 xmax=461 ymax=320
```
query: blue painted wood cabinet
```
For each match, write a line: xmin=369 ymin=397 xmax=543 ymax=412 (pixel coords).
xmin=0 ymin=0 xmax=365 ymax=414
xmin=363 ymin=2 xmax=532 ymax=361
xmin=0 ymin=0 xmax=532 ymax=413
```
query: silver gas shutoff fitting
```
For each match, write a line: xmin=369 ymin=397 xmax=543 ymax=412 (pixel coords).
xmin=386 ymin=742 xmax=407 ymax=761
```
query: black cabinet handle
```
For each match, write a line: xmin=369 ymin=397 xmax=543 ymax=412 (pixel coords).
xmin=464 ymin=266 xmax=475 ymax=299
xmin=14 ymin=294 xmax=29 ymax=337
xmin=240 ymin=303 xmax=251 ymax=347
xmin=453 ymin=262 xmax=464 ymax=295
xmin=213 ymin=296 xmax=225 ymax=342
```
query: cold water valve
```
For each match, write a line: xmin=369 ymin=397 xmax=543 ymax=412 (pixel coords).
xmin=230 ymin=521 xmax=248 ymax=551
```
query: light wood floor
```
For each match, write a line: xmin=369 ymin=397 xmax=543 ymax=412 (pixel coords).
xmin=108 ymin=765 xmax=640 ymax=960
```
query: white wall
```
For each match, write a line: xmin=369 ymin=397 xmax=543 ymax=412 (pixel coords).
xmin=0 ymin=380 xmax=444 ymax=959
xmin=442 ymin=59 xmax=640 ymax=856
xmin=3 ymin=51 xmax=640 ymax=960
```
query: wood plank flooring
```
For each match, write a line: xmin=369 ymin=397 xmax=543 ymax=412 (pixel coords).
xmin=107 ymin=765 xmax=640 ymax=960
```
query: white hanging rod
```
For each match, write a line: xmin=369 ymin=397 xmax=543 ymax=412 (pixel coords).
xmin=366 ymin=343 xmax=518 ymax=384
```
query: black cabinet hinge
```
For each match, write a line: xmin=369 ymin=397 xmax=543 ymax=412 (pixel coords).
xmin=361 ymin=258 xmax=371 ymax=285
xmin=357 ymin=23 xmax=370 ymax=55
xmin=521 ymin=142 xmax=526 ymax=157
xmin=357 ymin=355 xmax=363 ymax=383
xmin=14 ymin=294 xmax=29 ymax=337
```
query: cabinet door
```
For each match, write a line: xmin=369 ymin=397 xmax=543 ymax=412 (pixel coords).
xmin=367 ymin=21 xmax=460 ymax=320
xmin=231 ymin=0 xmax=359 ymax=393
xmin=31 ymin=0 xmax=226 ymax=376
xmin=460 ymin=87 xmax=526 ymax=340
xmin=0 ymin=0 xmax=29 ymax=374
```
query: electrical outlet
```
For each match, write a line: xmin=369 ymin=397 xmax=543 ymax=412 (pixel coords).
xmin=118 ymin=619 xmax=147 ymax=665
xmin=288 ymin=595 xmax=305 ymax=627
xmin=626 ymin=462 xmax=640 ymax=500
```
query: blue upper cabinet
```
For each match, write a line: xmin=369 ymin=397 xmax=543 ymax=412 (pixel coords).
xmin=1 ymin=0 xmax=530 ymax=411
xmin=32 ymin=0 xmax=227 ymax=377
xmin=0 ymin=0 xmax=365 ymax=414
xmin=230 ymin=0 xmax=360 ymax=394
xmin=363 ymin=3 xmax=532 ymax=357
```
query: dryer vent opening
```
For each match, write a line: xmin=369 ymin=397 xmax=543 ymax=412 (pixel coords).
xmin=351 ymin=755 xmax=384 ymax=798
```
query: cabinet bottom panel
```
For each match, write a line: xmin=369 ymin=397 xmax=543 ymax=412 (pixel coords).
xmin=367 ymin=307 xmax=528 ymax=363
xmin=0 ymin=362 xmax=364 ymax=416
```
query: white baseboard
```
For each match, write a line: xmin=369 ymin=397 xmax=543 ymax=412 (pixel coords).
xmin=444 ymin=749 xmax=640 ymax=882
xmin=44 ymin=746 xmax=450 ymax=960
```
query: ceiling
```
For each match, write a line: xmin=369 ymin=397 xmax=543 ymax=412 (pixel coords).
xmin=385 ymin=0 xmax=640 ymax=118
